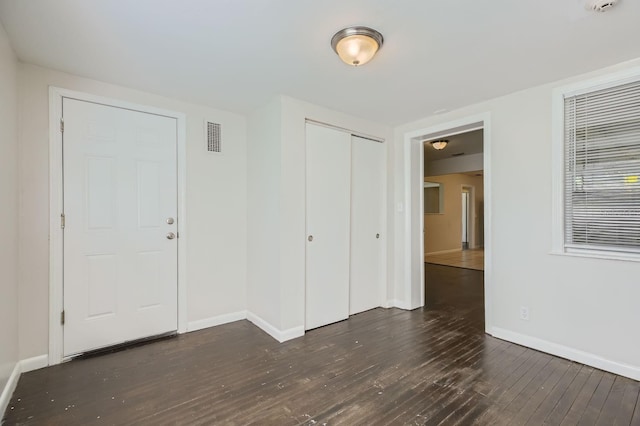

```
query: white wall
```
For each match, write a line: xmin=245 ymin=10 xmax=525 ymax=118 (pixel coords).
xmin=247 ymin=98 xmax=283 ymax=329
xmin=394 ymin=57 xmax=640 ymax=379
xmin=18 ymin=63 xmax=247 ymax=360
xmin=0 ymin=20 xmax=19 ymax=403
xmin=246 ymin=96 xmax=393 ymax=336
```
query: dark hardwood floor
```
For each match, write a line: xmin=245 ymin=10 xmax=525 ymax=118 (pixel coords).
xmin=3 ymin=265 xmax=640 ymax=425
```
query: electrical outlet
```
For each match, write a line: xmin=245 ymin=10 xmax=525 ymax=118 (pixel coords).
xmin=520 ymin=306 xmax=530 ymax=321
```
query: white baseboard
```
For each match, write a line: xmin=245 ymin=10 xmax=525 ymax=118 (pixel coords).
xmin=425 ymin=248 xmax=462 ymax=256
xmin=0 ymin=354 xmax=49 ymax=416
xmin=246 ymin=311 xmax=304 ymax=343
xmin=187 ymin=310 xmax=247 ymax=333
xmin=387 ymin=299 xmax=416 ymax=310
xmin=0 ymin=362 xmax=20 ymax=417
xmin=490 ymin=327 xmax=640 ymax=381
xmin=20 ymin=355 xmax=48 ymax=373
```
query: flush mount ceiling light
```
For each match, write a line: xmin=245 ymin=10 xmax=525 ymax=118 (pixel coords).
xmin=331 ymin=26 xmax=384 ymax=67
xmin=430 ymin=139 xmax=449 ymax=150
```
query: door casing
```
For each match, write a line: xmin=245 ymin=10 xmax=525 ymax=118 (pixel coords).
xmin=404 ymin=113 xmax=492 ymax=331
xmin=48 ymin=87 xmax=188 ymax=365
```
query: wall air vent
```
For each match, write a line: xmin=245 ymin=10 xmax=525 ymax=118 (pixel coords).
xmin=206 ymin=121 xmax=222 ymax=153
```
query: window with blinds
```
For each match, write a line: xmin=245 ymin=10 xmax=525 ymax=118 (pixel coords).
xmin=563 ymin=78 xmax=640 ymax=255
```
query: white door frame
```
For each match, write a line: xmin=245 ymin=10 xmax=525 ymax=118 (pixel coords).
xmin=48 ymin=87 xmax=188 ymax=365
xmin=461 ymin=184 xmax=475 ymax=249
xmin=402 ymin=112 xmax=493 ymax=332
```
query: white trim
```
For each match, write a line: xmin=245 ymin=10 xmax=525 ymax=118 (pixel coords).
xmin=401 ymin=113 xmax=493 ymax=330
xmin=386 ymin=299 xmax=414 ymax=310
xmin=0 ymin=355 xmax=50 ymax=415
xmin=551 ymin=80 xmax=566 ymax=255
xmin=305 ymin=118 xmax=385 ymax=143
xmin=489 ymin=327 xmax=640 ymax=381
xmin=246 ymin=311 xmax=305 ymax=343
xmin=187 ymin=311 xmax=247 ymax=332
xmin=0 ymin=363 xmax=20 ymax=417
xmin=48 ymin=87 xmax=188 ymax=364
xmin=20 ymin=355 xmax=48 ymax=373
xmin=557 ymin=64 xmax=640 ymax=98
xmin=424 ymin=248 xmax=462 ymax=256
xmin=48 ymin=88 xmax=64 ymax=366
xmin=551 ymin=66 xmax=640 ymax=260
xmin=177 ymin=111 xmax=188 ymax=334
xmin=549 ymin=250 xmax=640 ymax=263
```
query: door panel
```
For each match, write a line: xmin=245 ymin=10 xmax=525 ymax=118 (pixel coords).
xmin=350 ymin=136 xmax=385 ymax=315
xmin=63 ymin=98 xmax=178 ymax=356
xmin=305 ymin=123 xmax=351 ymax=330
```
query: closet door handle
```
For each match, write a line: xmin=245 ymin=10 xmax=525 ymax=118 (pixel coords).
xmin=308 ymin=235 xmax=314 ymax=242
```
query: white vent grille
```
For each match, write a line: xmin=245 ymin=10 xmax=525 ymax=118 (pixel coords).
xmin=207 ymin=121 xmax=221 ymax=153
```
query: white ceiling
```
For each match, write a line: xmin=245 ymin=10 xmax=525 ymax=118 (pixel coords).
xmin=1 ymin=0 xmax=639 ymax=125
xmin=424 ymin=129 xmax=483 ymax=162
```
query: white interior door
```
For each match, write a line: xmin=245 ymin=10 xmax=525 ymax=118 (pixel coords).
xmin=305 ymin=123 xmax=351 ymax=330
xmin=63 ymin=98 xmax=178 ymax=356
xmin=350 ymin=136 xmax=385 ymax=315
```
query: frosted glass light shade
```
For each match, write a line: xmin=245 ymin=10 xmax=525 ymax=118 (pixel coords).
xmin=430 ymin=140 xmax=449 ymax=150
xmin=331 ymin=27 xmax=383 ymax=67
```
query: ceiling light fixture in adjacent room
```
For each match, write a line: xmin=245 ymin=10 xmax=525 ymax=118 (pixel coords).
xmin=430 ymin=139 xmax=449 ymax=150
xmin=331 ymin=26 xmax=384 ymax=67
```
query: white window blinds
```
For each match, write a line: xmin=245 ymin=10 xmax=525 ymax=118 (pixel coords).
xmin=564 ymin=79 xmax=640 ymax=254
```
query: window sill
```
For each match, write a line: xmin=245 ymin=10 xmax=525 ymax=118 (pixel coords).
xmin=549 ymin=249 xmax=640 ymax=263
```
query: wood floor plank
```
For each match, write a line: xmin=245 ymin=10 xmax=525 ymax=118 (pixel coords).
xmin=506 ymin=357 xmax=573 ymax=424
xmin=577 ymin=371 xmax=615 ymax=425
xmin=560 ymin=368 xmax=604 ymax=425
xmin=616 ymin=379 xmax=640 ymax=426
xmin=631 ymin=388 xmax=640 ymax=426
xmin=525 ymin=361 xmax=582 ymax=425
xmin=544 ymin=364 xmax=596 ymax=425
xmin=596 ymin=375 xmax=633 ymax=425
xmin=3 ymin=264 xmax=638 ymax=425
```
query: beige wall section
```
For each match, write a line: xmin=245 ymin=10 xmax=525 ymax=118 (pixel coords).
xmin=0 ymin=21 xmax=19 ymax=395
xmin=423 ymin=174 xmax=484 ymax=254
xmin=18 ymin=63 xmax=248 ymax=360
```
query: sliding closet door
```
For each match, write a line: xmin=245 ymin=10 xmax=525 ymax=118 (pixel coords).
xmin=350 ymin=136 xmax=385 ymax=315
xmin=305 ymin=123 xmax=351 ymax=330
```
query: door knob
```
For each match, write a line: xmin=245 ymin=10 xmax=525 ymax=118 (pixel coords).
xmin=166 ymin=217 xmax=175 ymax=225
xmin=308 ymin=235 xmax=313 ymax=242
xmin=166 ymin=232 xmax=176 ymax=240
xmin=376 ymin=233 xmax=380 ymax=239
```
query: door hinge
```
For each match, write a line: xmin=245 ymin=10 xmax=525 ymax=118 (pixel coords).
xmin=60 ymin=213 xmax=65 ymax=229
xmin=60 ymin=118 xmax=64 ymax=133
xmin=61 ymin=310 xmax=65 ymax=325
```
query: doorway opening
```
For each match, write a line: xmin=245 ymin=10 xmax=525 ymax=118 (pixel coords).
xmin=421 ymin=127 xmax=486 ymax=326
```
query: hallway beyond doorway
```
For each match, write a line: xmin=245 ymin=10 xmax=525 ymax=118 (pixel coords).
xmin=425 ymin=248 xmax=484 ymax=271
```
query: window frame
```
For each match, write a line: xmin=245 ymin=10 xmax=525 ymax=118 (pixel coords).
xmin=551 ymin=65 xmax=640 ymax=262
